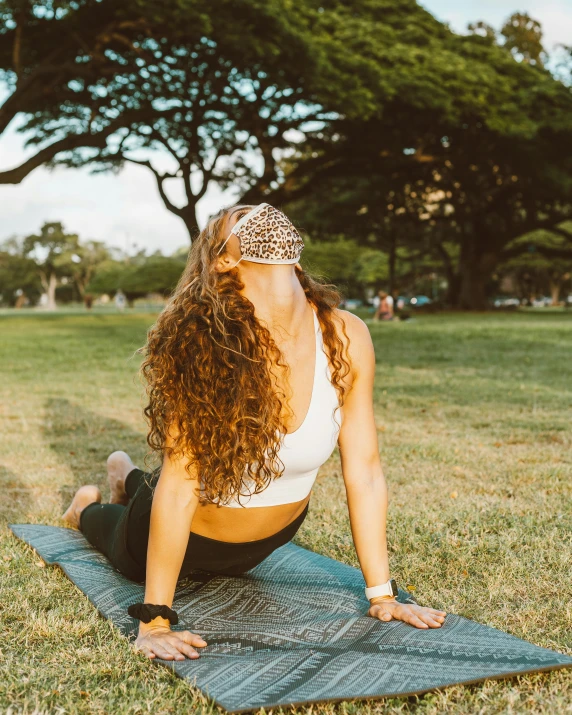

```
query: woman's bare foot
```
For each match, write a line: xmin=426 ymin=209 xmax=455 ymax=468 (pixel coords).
xmin=107 ymin=451 xmax=137 ymax=505
xmin=62 ymin=485 xmax=102 ymax=529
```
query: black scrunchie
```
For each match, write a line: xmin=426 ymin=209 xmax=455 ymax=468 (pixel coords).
xmin=127 ymin=602 xmax=179 ymax=625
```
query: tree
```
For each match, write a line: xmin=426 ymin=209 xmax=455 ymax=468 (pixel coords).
xmin=87 ymin=253 xmax=186 ymax=303
xmin=501 ymin=12 xmax=545 ymax=67
xmin=0 ymin=2 xmax=165 ymax=174
xmin=467 ymin=21 xmax=497 ymax=44
xmin=3 ymin=1 xmax=571 ymax=307
xmin=468 ymin=12 xmax=546 ymax=67
xmin=22 ymin=222 xmax=80 ymax=309
xmin=300 ymin=237 xmax=388 ymax=301
xmin=0 ymin=0 xmax=335 ymax=235
xmin=0 ymin=237 xmax=42 ymax=306
xmin=498 ymin=226 xmax=572 ymax=304
xmin=69 ymin=240 xmax=111 ymax=303
xmin=265 ymin=14 xmax=572 ymax=308
xmin=3 ymin=0 xmax=529 ymax=241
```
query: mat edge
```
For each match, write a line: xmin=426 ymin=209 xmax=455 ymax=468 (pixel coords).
xmin=219 ymin=661 xmax=572 ymax=714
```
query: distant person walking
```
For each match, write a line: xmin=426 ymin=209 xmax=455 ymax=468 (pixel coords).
xmin=374 ymin=291 xmax=394 ymax=321
xmin=385 ymin=292 xmax=394 ymax=317
xmin=114 ymin=290 xmax=127 ymax=312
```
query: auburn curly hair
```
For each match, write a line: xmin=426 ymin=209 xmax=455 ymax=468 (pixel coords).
xmin=140 ymin=204 xmax=352 ymax=506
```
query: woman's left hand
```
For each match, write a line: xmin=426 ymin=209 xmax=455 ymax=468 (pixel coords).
xmin=368 ymin=598 xmax=446 ymax=629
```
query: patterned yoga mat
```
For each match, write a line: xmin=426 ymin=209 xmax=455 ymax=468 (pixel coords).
xmin=9 ymin=524 xmax=572 ymax=713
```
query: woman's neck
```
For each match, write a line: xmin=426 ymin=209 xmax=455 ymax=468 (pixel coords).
xmin=239 ymin=263 xmax=308 ymax=335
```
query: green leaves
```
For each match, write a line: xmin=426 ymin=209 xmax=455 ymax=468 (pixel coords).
xmin=86 ymin=254 xmax=186 ymax=299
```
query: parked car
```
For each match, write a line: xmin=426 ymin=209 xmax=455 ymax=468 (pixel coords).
xmin=493 ymin=296 xmax=521 ymax=308
xmin=531 ymin=296 xmax=552 ymax=307
xmin=341 ymin=298 xmax=363 ymax=310
xmin=409 ymin=295 xmax=432 ymax=307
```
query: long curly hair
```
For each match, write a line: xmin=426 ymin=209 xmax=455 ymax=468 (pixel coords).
xmin=140 ymin=203 xmax=352 ymax=506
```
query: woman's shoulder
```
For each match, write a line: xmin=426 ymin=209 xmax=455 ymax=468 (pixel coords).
xmin=332 ymin=307 xmax=372 ymax=344
xmin=331 ymin=308 xmax=375 ymax=373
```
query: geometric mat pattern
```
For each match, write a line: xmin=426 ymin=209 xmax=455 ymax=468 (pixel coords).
xmin=9 ymin=524 xmax=572 ymax=713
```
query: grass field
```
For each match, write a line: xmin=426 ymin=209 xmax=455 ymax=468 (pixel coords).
xmin=1 ymin=310 xmax=571 ymax=714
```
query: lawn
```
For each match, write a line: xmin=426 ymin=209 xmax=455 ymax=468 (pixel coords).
xmin=1 ymin=310 xmax=571 ymax=714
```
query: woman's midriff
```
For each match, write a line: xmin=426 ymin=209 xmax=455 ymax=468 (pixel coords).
xmin=189 ymin=492 xmax=311 ymax=543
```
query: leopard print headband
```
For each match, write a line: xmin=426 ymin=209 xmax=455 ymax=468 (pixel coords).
xmin=217 ymin=203 xmax=304 ymax=265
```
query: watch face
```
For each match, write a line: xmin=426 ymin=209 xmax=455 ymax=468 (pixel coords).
xmin=390 ymin=578 xmax=398 ymax=597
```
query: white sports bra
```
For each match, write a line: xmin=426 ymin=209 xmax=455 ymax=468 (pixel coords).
xmin=206 ymin=305 xmax=342 ymax=508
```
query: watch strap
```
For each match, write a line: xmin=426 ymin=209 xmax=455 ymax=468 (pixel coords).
xmin=365 ymin=578 xmax=398 ymax=600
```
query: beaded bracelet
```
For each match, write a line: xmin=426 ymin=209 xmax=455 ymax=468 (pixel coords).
xmin=127 ymin=602 xmax=179 ymax=625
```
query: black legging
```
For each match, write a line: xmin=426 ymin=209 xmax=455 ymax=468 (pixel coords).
xmin=79 ymin=468 xmax=309 ymax=583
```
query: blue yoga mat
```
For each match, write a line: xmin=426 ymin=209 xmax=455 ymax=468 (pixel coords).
xmin=9 ymin=524 xmax=572 ymax=713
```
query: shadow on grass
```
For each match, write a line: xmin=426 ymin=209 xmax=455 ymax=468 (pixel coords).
xmin=0 ymin=465 xmax=34 ymax=523
xmin=43 ymin=398 xmax=155 ymax=501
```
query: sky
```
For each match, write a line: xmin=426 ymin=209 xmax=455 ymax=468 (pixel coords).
xmin=1 ymin=1 xmax=571 ymax=255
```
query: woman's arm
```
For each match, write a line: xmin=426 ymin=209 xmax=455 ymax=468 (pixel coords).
xmin=336 ymin=311 xmax=446 ymax=629
xmin=135 ymin=446 xmax=208 ymax=660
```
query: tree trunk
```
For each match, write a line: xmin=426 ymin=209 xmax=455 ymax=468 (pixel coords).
xmin=444 ymin=274 xmax=459 ymax=307
xmin=75 ymin=278 xmax=86 ymax=299
xmin=42 ymin=272 xmax=58 ymax=310
xmin=48 ymin=273 xmax=58 ymax=310
xmin=458 ymin=267 xmax=488 ymax=310
xmin=549 ymin=279 xmax=561 ymax=306
xmin=388 ymin=235 xmax=397 ymax=296
xmin=457 ymin=234 xmax=498 ymax=310
xmin=181 ymin=204 xmax=200 ymax=241
xmin=436 ymin=242 xmax=458 ymax=308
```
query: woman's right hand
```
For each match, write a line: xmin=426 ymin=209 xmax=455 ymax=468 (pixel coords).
xmin=135 ymin=624 xmax=208 ymax=661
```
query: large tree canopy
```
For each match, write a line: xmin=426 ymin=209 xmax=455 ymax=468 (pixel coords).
xmin=264 ymin=14 xmax=572 ymax=308
xmin=4 ymin=0 xmax=555 ymax=238
xmin=2 ymin=1 xmax=572 ymax=308
xmin=1 ymin=0 xmax=320 ymax=231
xmin=1 ymin=0 xmax=351 ymax=234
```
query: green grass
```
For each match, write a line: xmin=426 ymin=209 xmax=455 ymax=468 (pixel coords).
xmin=1 ymin=311 xmax=571 ymax=714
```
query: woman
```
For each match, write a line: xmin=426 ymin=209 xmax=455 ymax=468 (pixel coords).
xmin=374 ymin=291 xmax=393 ymax=321
xmin=63 ymin=203 xmax=446 ymax=662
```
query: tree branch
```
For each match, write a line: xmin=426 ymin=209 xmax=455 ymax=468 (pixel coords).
xmin=0 ymin=131 xmax=109 ymax=184
xmin=195 ymin=143 xmax=232 ymax=201
xmin=124 ymin=157 xmax=183 ymax=218
xmin=550 ymin=226 xmax=572 ymax=242
xmin=502 ymin=244 xmax=572 ymax=261
xmin=0 ymin=111 xmax=152 ymax=184
xmin=509 ymin=214 xmax=572 ymax=240
xmin=148 ymin=128 xmax=182 ymax=164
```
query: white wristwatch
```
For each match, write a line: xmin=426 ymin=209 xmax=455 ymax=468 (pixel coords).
xmin=365 ymin=578 xmax=398 ymax=601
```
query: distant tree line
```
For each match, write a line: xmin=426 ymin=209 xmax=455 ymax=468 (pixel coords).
xmin=1 ymin=1 xmax=572 ymax=308
xmin=0 ymin=221 xmax=393 ymax=308
xmin=1 ymin=219 xmax=570 ymax=309
xmin=0 ymin=222 xmax=188 ymax=308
